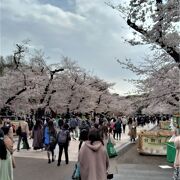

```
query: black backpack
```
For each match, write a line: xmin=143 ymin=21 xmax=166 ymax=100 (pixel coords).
xmin=79 ymin=128 xmax=89 ymax=141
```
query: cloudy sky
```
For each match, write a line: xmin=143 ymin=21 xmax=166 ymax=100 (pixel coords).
xmin=0 ymin=0 xmax=149 ymax=95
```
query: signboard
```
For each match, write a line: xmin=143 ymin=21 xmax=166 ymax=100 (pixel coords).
xmin=138 ymin=130 xmax=173 ymax=155
xmin=173 ymin=114 xmax=180 ymax=127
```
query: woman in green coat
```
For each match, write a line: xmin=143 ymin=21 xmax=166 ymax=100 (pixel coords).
xmin=0 ymin=128 xmax=13 ymax=180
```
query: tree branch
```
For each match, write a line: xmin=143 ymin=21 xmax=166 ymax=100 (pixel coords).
xmin=5 ymin=87 xmax=27 ymax=105
xmin=13 ymin=44 xmax=25 ymax=69
xmin=127 ymin=19 xmax=180 ymax=67
xmin=40 ymin=67 xmax=64 ymax=104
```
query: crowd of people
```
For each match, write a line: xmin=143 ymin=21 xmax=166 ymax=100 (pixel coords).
xmin=0 ymin=113 xmax=179 ymax=180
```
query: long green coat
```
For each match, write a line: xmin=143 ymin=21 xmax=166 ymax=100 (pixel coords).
xmin=0 ymin=150 xmax=13 ymax=180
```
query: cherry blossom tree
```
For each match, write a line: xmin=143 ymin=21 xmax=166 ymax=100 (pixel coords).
xmin=0 ymin=43 xmax=63 ymax=115
xmin=117 ymin=51 xmax=180 ymax=114
xmin=106 ymin=0 xmax=180 ymax=114
xmin=108 ymin=0 xmax=180 ymax=67
xmin=1 ymin=43 xmax=132 ymax=116
xmin=48 ymin=58 xmax=115 ymax=114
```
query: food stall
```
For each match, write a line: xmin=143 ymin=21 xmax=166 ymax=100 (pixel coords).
xmin=159 ymin=120 xmax=171 ymax=130
xmin=173 ymin=114 xmax=180 ymax=133
xmin=137 ymin=130 xmax=173 ymax=155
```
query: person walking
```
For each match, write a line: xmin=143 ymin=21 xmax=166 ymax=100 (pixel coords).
xmin=17 ymin=117 xmax=30 ymax=151
xmin=78 ymin=128 xmax=109 ymax=180
xmin=129 ymin=119 xmax=137 ymax=142
xmin=110 ymin=118 xmax=116 ymax=140
xmin=26 ymin=118 xmax=34 ymax=138
xmin=79 ymin=120 xmax=90 ymax=150
xmin=3 ymin=119 xmax=14 ymax=142
xmin=58 ymin=118 xmax=64 ymax=129
xmin=32 ymin=120 xmax=44 ymax=150
xmin=1 ymin=126 xmax=14 ymax=155
xmin=128 ymin=117 xmax=133 ymax=129
xmin=114 ymin=118 xmax=122 ymax=140
xmin=57 ymin=123 xmax=71 ymax=166
xmin=0 ymin=129 xmax=14 ymax=180
xmin=69 ymin=116 xmax=78 ymax=140
xmin=102 ymin=125 xmax=115 ymax=150
xmin=43 ymin=120 xmax=57 ymax=163
xmin=1 ymin=126 xmax=15 ymax=169
xmin=121 ymin=116 xmax=127 ymax=134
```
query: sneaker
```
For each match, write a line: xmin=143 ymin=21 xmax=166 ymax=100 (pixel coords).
xmin=57 ymin=162 xmax=60 ymax=166
xmin=48 ymin=159 xmax=51 ymax=164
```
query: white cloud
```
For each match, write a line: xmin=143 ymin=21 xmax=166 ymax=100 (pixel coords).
xmin=0 ymin=0 xmax=148 ymax=95
xmin=2 ymin=0 xmax=85 ymax=29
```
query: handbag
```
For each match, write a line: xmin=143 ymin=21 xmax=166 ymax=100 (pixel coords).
xmin=107 ymin=136 xmax=117 ymax=158
xmin=107 ymin=173 xmax=113 ymax=179
xmin=72 ymin=163 xmax=81 ymax=180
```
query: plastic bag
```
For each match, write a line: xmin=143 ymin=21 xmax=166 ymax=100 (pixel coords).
xmin=107 ymin=137 xmax=117 ymax=158
xmin=72 ymin=163 xmax=81 ymax=180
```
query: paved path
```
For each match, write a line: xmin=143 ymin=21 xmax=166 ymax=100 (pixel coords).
xmin=14 ymin=123 xmax=173 ymax=180
xmin=14 ymin=157 xmax=76 ymax=180
xmin=13 ymin=123 xmax=156 ymax=162
xmin=112 ymin=164 xmax=173 ymax=180
xmin=110 ymin=142 xmax=174 ymax=180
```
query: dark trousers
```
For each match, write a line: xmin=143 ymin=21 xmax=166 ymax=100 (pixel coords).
xmin=17 ymin=132 xmax=30 ymax=150
xmin=57 ymin=144 xmax=69 ymax=164
xmin=79 ymin=141 xmax=83 ymax=150
xmin=116 ymin=131 xmax=121 ymax=140
xmin=122 ymin=124 xmax=126 ymax=133
xmin=113 ymin=130 xmax=116 ymax=139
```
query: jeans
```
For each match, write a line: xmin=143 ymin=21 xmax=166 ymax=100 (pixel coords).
xmin=122 ymin=124 xmax=126 ymax=133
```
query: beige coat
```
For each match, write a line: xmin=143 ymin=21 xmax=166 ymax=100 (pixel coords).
xmin=78 ymin=141 xmax=109 ymax=180
xmin=19 ymin=121 xmax=29 ymax=135
xmin=4 ymin=135 xmax=13 ymax=154
xmin=174 ymin=135 xmax=180 ymax=167
xmin=8 ymin=127 xmax=14 ymax=142
xmin=129 ymin=121 xmax=137 ymax=138
xmin=4 ymin=135 xmax=16 ymax=168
